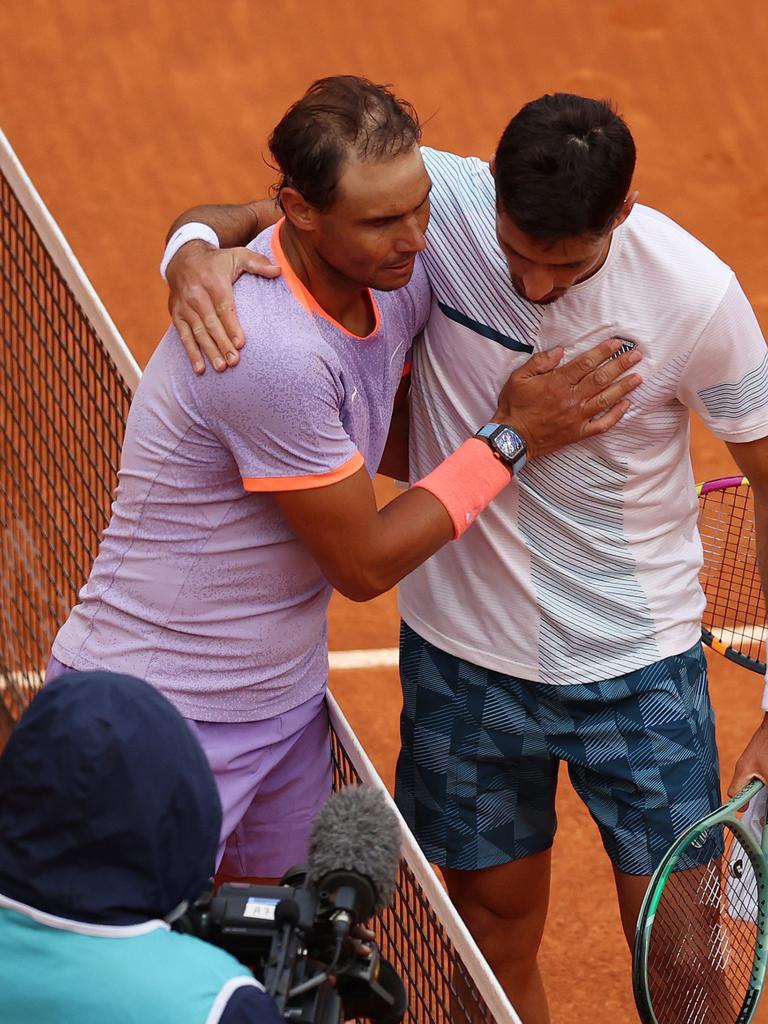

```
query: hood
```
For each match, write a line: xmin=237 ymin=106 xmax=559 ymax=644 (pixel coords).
xmin=0 ymin=671 xmax=221 ymax=925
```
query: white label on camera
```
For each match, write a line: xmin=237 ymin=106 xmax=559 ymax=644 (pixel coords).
xmin=243 ymin=897 xmax=279 ymax=921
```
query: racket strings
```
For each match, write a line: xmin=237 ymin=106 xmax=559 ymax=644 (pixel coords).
xmin=698 ymin=484 xmax=765 ymax=668
xmin=647 ymin=824 xmax=760 ymax=1024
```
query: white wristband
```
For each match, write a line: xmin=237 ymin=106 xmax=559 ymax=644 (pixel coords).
xmin=160 ymin=222 xmax=220 ymax=281
xmin=763 ymin=640 xmax=768 ymax=711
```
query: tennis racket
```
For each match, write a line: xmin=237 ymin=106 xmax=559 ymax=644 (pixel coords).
xmin=633 ymin=778 xmax=768 ymax=1024
xmin=697 ymin=476 xmax=766 ymax=674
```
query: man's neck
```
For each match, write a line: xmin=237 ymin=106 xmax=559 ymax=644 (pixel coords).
xmin=573 ymin=233 xmax=614 ymax=288
xmin=280 ymin=223 xmax=375 ymax=336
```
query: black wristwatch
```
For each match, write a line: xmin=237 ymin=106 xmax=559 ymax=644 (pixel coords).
xmin=475 ymin=423 xmax=528 ymax=475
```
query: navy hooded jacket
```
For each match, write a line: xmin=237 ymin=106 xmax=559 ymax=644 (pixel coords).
xmin=0 ymin=671 xmax=282 ymax=1023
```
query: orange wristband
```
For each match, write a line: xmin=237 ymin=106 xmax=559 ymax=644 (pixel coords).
xmin=412 ymin=438 xmax=512 ymax=538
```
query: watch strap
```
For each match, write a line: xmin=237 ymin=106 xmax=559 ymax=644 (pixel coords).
xmin=475 ymin=422 xmax=527 ymax=475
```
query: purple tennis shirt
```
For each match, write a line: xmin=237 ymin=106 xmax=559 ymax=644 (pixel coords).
xmin=52 ymin=224 xmax=431 ymax=722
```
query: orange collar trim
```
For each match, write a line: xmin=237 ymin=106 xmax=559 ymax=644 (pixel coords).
xmin=271 ymin=221 xmax=381 ymax=340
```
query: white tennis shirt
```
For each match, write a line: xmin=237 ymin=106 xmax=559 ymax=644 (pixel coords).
xmin=399 ymin=147 xmax=768 ymax=685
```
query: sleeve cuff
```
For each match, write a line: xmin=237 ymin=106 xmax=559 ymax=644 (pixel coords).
xmin=242 ymin=452 xmax=365 ymax=492
xmin=160 ymin=222 xmax=220 ymax=281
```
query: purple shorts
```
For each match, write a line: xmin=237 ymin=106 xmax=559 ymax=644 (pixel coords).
xmin=45 ymin=656 xmax=332 ymax=879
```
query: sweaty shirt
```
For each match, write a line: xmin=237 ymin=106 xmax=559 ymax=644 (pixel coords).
xmin=53 ymin=224 xmax=430 ymax=721
xmin=399 ymin=147 xmax=768 ymax=685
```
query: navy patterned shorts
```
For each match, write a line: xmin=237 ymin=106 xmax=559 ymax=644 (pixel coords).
xmin=395 ymin=622 xmax=721 ymax=875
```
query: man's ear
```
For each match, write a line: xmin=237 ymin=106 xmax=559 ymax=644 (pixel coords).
xmin=614 ymin=189 xmax=639 ymax=228
xmin=489 ymin=155 xmax=496 ymax=177
xmin=280 ymin=187 xmax=318 ymax=232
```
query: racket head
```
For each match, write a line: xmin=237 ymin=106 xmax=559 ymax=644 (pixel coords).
xmin=697 ymin=476 xmax=766 ymax=674
xmin=633 ymin=779 xmax=768 ymax=1024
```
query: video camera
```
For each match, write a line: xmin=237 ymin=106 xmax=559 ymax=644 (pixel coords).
xmin=175 ymin=785 xmax=407 ymax=1024
xmin=177 ymin=873 xmax=404 ymax=1023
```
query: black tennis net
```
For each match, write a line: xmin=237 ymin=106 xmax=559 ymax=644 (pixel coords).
xmin=0 ymin=146 xmax=134 ymax=723
xmin=0 ymin=128 xmax=519 ymax=1024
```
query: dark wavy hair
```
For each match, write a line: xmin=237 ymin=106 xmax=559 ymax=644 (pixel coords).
xmin=494 ymin=93 xmax=636 ymax=240
xmin=269 ymin=75 xmax=422 ymax=211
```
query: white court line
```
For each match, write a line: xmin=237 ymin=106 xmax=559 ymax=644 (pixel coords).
xmin=13 ymin=631 xmax=767 ymax=680
xmin=716 ymin=624 xmax=768 ymax=645
xmin=328 ymin=648 xmax=398 ymax=670
xmin=2 ymin=654 xmax=398 ymax=689
xmin=0 ymin=670 xmax=45 ymax=692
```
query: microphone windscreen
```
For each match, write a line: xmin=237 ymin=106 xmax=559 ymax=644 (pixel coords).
xmin=306 ymin=784 xmax=401 ymax=913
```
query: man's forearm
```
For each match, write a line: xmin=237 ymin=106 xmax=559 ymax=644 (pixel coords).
xmin=725 ymin=439 xmax=768 ymax=719
xmin=165 ymin=199 xmax=281 ymax=246
xmin=726 ymin=488 xmax=768 ymax=790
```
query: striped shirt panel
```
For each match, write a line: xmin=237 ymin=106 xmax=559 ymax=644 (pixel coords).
xmin=402 ymin=154 xmax=768 ymax=684
xmin=420 ymin=147 xmax=543 ymax=346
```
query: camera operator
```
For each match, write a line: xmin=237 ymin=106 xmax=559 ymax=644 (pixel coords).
xmin=0 ymin=670 xmax=283 ymax=1024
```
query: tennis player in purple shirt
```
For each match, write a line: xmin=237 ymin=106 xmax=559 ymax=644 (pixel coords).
xmin=50 ymin=76 xmax=641 ymax=883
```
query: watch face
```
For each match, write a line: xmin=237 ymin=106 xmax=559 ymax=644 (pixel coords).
xmin=493 ymin=427 xmax=526 ymax=462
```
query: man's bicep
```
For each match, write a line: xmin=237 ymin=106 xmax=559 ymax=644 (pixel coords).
xmin=275 ymin=466 xmax=379 ymax=594
xmin=726 ymin=436 xmax=768 ymax=497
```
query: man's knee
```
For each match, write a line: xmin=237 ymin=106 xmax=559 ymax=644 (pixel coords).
xmin=443 ymin=849 xmax=552 ymax=960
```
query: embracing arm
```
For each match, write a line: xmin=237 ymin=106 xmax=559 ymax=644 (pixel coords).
xmin=725 ymin=435 xmax=768 ymax=793
xmin=165 ymin=199 xmax=282 ymax=372
xmin=165 ymin=199 xmax=278 ymax=246
xmin=276 ymin=339 xmax=642 ymax=601
xmin=277 ymin=467 xmax=453 ymax=601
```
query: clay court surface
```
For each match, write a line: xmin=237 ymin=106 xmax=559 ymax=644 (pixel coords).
xmin=2 ymin=2 xmax=768 ymax=1020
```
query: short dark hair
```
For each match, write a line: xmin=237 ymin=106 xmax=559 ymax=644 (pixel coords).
xmin=493 ymin=93 xmax=636 ymax=240
xmin=269 ymin=75 xmax=422 ymax=210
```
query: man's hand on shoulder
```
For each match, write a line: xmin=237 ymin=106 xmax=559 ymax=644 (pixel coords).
xmin=168 ymin=240 xmax=280 ymax=375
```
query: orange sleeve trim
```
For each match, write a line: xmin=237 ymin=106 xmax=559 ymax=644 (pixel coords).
xmin=242 ymin=451 xmax=365 ymax=492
